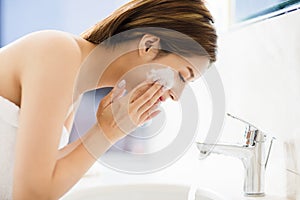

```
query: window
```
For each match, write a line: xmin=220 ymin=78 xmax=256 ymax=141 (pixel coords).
xmin=233 ymin=0 xmax=300 ymax=23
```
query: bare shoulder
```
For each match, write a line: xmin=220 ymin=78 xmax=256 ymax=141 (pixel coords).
xmin=16 ymin=31 xmax=84 ymax=109
xmin=0 ymin=30 xmax=83 ymax=77
xmin=19 ymin=31 xmax=82 ymax=84
xmin=22 ymin=30 xmax=82 ymax=66
xmin=2 ymin=30 xmax=82 ymax=53
xmin=0 ymin=30 xmax=86 ymax=106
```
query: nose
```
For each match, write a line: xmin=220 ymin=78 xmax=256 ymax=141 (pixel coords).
xmin=169 ymin=90 xmax=179 ymax=101
xmin=161 ymin=90 xmax=179 ymax=102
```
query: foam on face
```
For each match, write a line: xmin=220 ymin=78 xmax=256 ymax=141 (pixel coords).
xmin=147 ymin=68 xmax=175 ymax=90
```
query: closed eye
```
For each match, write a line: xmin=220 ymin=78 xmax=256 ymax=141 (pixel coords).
xmin=178 ymin=72 xmax=186 ymax=83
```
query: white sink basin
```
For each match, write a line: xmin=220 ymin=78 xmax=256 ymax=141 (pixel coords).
xmin=62 ymin=184 xmax=225 ymax=200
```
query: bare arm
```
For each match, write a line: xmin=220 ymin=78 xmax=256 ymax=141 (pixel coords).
xmin=51 ymin=124 xmax=112 ymax=198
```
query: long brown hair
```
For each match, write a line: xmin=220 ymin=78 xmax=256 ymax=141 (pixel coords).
xmin=81 ymin=0 xmax=217 ymax=62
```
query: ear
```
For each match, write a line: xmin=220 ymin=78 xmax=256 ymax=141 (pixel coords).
xmin=138 ymin=34 xmax=161 ymax=61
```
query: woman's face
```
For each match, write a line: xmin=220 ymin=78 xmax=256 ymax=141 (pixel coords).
xmin=150 ymin=53 xmax=210 ymax=101
xmin=119 ymin=53 xmax=210 ymax=102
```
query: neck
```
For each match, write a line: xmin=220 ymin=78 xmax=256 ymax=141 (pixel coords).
xmin=74 ymin=41 xmax=139 ymax=97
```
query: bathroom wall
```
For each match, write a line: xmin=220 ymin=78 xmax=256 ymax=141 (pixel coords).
xmin=0 ymin=0 xmax=2 ymax=46
xmin=1 ymin=0 xmax=63 ymax=45
xmin=1 ymin=0 xmax=129 ymax=46
xmin=215 ymin=9 xmax=300 ymax=197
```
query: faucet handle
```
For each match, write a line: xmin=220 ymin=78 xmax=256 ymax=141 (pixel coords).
xmin=227 ymin=113 xmax=266 ymax=146
xmin=227 ymin=113 xmax=259 ymax=130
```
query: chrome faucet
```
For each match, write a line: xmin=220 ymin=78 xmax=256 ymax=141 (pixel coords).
xmin=197 ymin=114 xmax=275 ymax=197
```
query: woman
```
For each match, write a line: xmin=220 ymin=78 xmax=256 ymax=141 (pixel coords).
xmin=0 ymin=0 xmax=217 ymax=199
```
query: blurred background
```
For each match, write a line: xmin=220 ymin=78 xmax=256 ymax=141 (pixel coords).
xmin=0 ymin=0 xmax=129 ymax=46
xmin=1 ymin=0 xmax=300 ymax=46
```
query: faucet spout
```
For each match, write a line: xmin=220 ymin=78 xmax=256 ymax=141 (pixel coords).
xmin=197 ymin=143 xmax=253 ymax=160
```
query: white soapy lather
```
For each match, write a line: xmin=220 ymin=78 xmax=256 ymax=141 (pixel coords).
xmin=147 ymin=68 xmax=175 ymax=90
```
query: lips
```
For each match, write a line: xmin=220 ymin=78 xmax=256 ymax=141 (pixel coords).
xmin=159 ymin=96 xmax=165 ymax=102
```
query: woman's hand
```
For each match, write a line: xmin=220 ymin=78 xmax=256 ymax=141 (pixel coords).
xmin=96 ymin=80 xmax=164 ymax=143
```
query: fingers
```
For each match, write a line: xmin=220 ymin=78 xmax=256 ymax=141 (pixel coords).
xmin=139 ymin=104 xmax=161 ymax=123
xmin=113 ymin=80 xmax=127 ymax=101
xmin=97 ymin=81 xmax=126 ymax=114
xmin=112 ymin=87 xmax=126 ymax=102
xmin=96 ymin=78 xmax=164 ymax=140
xmin=124 ymin=80 xmax=164 ymax=126
xmin=131 ymin=81 xmax=164 ymax=109
xmin=145 ymin=110 xmax=161 ymax=121
xmin=137 ymin=87 xmax=163 ymax=115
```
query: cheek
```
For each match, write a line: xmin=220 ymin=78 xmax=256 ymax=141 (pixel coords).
xmin=117 ymin=67 xmax=150 ymax=91
xmin=116 ymin=64 xmax=172 ymax=91
xmin=168 ymin=72 xmax=186 ymax=100
xmin=171 ymin=84 xmax=185 ymax=100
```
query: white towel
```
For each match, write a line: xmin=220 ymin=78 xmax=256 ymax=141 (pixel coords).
xmin=0 ymin=96 xmax=69 ymax=199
